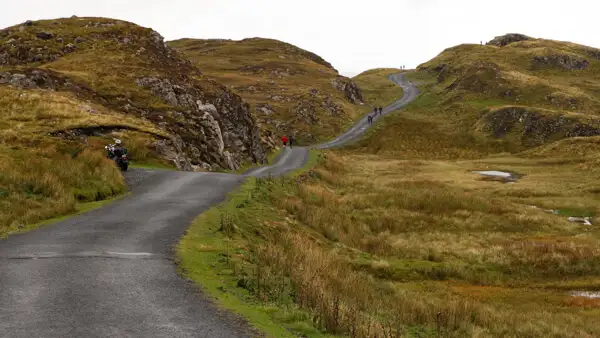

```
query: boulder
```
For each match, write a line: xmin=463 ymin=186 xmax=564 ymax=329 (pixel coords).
xmin=36 ymin=32 xmax=54 ymax=40
xmin=63 ymin=43 xmax=77 ymax=53
xmin=23 ymin=20 xmax=33 ymax=27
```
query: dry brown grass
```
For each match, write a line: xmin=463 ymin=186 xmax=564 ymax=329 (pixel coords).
xmin=257 ymin=151 xmax=600 ymax=336
xmin=180 ymin=148 xmax=600 ymax=336
xmin=0 ymin=85 xmax=167 ymax=235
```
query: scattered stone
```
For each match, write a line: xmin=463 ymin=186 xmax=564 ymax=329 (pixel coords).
xmin=35 ymin=32 xmax=54 ymax=40
xmin=570 ymin=291 xmax=600 ymax=299
xmin=63 ymin=43 xmax=77 ymax=53
xmin=568 ymin=217 xmax=592 ymax=226
xmin=23 ymin=20 xmax=33 ymax=27
xmin=6 ymin=38 xmax=16 ymax=44
xmin=257 ymin=103 xmax=275 ymax=116
xmin=294 ymin=101 xmax=319 ymax=125
xmin=74 ymin=36 xmax=84 ymax=44
xmin=136 ymin=47 xmax=146 ymax=55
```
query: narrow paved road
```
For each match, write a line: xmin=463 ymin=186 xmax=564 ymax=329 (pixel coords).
xmin=0 ymin=73 xmax=418 ymax=337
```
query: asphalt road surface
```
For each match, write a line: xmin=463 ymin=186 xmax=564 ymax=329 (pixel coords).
xmin=0 ymin=73 xmax=418 ymax=337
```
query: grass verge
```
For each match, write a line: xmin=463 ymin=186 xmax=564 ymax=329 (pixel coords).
xmin=177 ymin=151 xmax=339 ymax=338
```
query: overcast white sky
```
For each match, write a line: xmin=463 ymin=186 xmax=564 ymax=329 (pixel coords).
xmin=1 ymin=0 xmax=598 ymax=77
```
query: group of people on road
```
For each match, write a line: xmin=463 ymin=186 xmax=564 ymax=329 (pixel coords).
xmin=281 ymin=134 xmax=294 ymax=148
xmin=368 ymin=106 xmax=383 ymax=124
xmin=281 ymin=105 xmax=384 ymax=147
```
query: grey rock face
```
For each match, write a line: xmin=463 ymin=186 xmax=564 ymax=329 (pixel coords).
xmin=480 ymin=106 xmax=600 ymax=146
xmin=331 ymin=76 xmax=363 ymax=104
xmin=135 ymin=76 xmax=265 ymax=170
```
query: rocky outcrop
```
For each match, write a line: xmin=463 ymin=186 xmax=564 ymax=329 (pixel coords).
xmin=532 ymin=54 xmax=590 ymax=70
xmin=135 ymin=76 xmax=265 ymax=170
xmin=479 ymin=106 xmax=600 ymax=146
xmin=487 ymin=34 xmax=532 ymax=47
xmin=532 ymin=53 xmax=589 ymax=70
xmin=0 ymin=67 xmax=264 ymax=171
xmin=587 ymin=48 xmax=600 ymax=60
xmin=0 ymin=18 xmax=267 ymax=171
xmin=331 ymin=76 xmax=363 ymax=104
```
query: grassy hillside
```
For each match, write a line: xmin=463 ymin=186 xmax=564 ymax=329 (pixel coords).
xmin=0 ymin=17 xmax=267 ymax=234
xmin=352 ymin=68 xmax=403 ymax=107
xmin=169 ymin=38 xmax=366 ymax=145
xmin=178 ymin=35 xmax=600 ymax=337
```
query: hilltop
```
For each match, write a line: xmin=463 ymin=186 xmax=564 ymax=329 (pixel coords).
xmin=0 ymin=17 xmax=266 ymax=233
xmin=169 ymin=38 xmax=365 ymax=145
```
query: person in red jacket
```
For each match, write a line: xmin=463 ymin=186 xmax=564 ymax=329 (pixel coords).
xmin=282 ymin=135 xmax=288 ymax=147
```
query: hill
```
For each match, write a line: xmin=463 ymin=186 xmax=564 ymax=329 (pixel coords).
xmin=176 ymin=36 xmax=600 ymax=337
xmin=169 ymin=38 xmax=365 ymax=145
xmin=0 ymin=17 xmax=266 ymax=233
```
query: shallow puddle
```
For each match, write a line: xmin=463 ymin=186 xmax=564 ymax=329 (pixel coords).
xmin=474 ymin=170 xmax=519 ymax=182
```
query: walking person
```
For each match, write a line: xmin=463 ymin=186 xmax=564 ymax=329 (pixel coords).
xmin=378 ymin=107 xmax=383 ymax=116
xmin=289 ymin=134 xmax=294 ymax=148
xmin=367 ymin=115 xmax=373 ymax=124
xmin=281 ymin=135 xmax=288 ymax=148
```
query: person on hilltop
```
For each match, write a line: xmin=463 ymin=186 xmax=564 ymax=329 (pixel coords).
xmin=281 ymin=135 xmax=288 ymax=148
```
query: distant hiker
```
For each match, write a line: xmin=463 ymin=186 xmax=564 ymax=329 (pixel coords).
xmin=289 ymin=135 xmax=294 ymax=148
xmin=367 ymin=115 xmax=373 ymax=124
xmin=282 ymin=135 xmax=288 ymax=148
xmin=378 ymin=107 xmax=383 ymax=115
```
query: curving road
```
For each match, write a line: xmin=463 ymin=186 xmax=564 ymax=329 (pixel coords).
xmin=0 ymin=73 xmax=418 ymax=337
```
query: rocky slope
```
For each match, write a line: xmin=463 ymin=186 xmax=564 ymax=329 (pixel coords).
xmin=413 ymin=34 xmax=600 ymax=150
xmin=0 ymin=17 xmax=266 ymax=232
xmin=169 ymin=38 xmax=364 ymax=145
xmin=0 ymin=17 xmax=265 ymax=171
